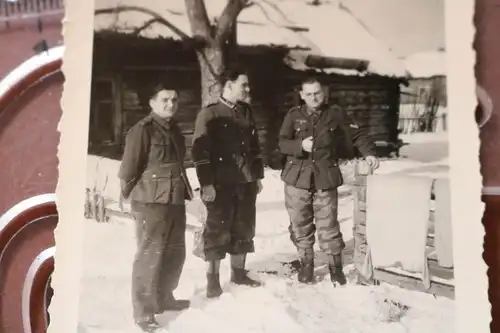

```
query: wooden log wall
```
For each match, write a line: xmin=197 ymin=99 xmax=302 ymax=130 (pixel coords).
xmin=327 ymin=81 xmax=400 ymax=146
xmin=352 ymin=162 xmax=455 ymax=299
xmin=88 ymin=34 xmax=403 ymax=163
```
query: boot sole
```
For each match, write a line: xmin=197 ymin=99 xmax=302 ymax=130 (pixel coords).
xmin=157 ymin=306 xmax=190 ymax=312
xmin=137 ymin=322 xmax=161 ymax=332
xmin=207 ymin=290 xmax=223 ymax=298
xmin=231 ymin=283 xmax=262 ymax=288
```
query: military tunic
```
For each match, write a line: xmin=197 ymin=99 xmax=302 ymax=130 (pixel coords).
xmin=192 ymin=98 xmax=264 ymax=261
xmin=118 ymin=112 xmax=192 ymax=322
xmin=279 ymin=104 xmax=375 ymax=257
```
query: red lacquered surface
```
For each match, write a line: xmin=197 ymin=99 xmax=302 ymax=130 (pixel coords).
xmin=0 ymin=8 xmax=63 ymax=217
xmin=481 ymin=196 xmax=500 ymax=333
xmin=0 ymin=16 xmax=63 ymax=80
xmin=475 ymin=1 xmax=500 ymax=332
xmin=0 ymin=71 xmax=62 ymax=216
xmin=0 ymin=198 xmax=57 ymax=333
xmin=0 ymin=26 xmax=63 ymax=333
xmin=476 ymin=1 xmax=500 ymax=187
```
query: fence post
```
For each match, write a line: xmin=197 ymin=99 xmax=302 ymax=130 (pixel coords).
xmin=352 ymin=160 xmax=373 ymax=283
xmin=84 ymin=188 xmax=92 ymax=219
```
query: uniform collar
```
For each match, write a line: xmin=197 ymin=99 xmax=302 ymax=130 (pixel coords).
xmin=304 ymin=103 xmax=326 ymax=115
xmin=151 ymin=112 xmax=174 ymax=129
xmin=219 ymin=97 xmax=237 ymax=109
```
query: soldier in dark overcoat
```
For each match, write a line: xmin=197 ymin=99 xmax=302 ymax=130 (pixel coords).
xmin=191 ymin=69 xmax=264 ymax=298
xmin=279 ymin=77 xmax=380 ymax=286
xmin=118 ymin=85 xmax=194 ymax=331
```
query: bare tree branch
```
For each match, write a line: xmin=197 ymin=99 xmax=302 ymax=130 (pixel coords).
xmin=95 ymin=6 xmax=189 ymax=39
xmin=184 ymin=0 xmax=213 ymax=39
xmin=132 ymin=17 xmax=161 ymax=35
xmin=215 ymin=0 xmax=248 ymax=44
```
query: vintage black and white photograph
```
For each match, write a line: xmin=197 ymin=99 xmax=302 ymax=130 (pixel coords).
xmin=79 ymin=0 xmax=452 ymax=332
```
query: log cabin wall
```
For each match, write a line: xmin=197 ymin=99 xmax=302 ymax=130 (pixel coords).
xmin=88 ymin=33 xmax=402 ymax=165
xmin=322 ymin=74 xmax=402 ymax=155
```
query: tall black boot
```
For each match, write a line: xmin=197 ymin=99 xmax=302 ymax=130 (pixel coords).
xmin=157 ymin=291 xmax=191 ymax=312
xmin=206 ymin=272 xmax=223 ymax=298
xmin=230 ymin=254 xmax=261 ymax=287
xmin=206 ymin=260 xmax=223 ymax=298
xmin=298 ymin=248 xmax=314 ymax=284
xmin=230 ymin=268 xmax=262 ymax=287
xmin=328 ymin=253 xmax=347 ymax=286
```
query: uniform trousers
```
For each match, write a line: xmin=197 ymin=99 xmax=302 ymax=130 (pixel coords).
xmin=130 ymin=201 xmax=186 ymax=321
xmin=284 ymin=184 xmax=345 ymax=258
xmin=200 ymin=181 xmax=258 ymax=261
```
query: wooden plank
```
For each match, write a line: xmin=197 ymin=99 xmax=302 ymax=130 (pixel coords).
xmin=371 ymin=269 xmax=455 ymax=300
xmin=353 ymin=176 xmax=368 ymax=187
xmin=427 ymin=234 xmax=434 ymax=247
xmin=353 ymin=209 xmax=366 ymax=226
xmin=356 ymin=186 xmax=367 ymax=203
xmin=353 ymin=236 xmax=368 ymax=272
xmin=428 ymin=259 xmax=454 ymax=281
xmin=353 ymin=221 xmax=366 ymax=235
xmin=376 ymin=265 xmax=454 ymax=286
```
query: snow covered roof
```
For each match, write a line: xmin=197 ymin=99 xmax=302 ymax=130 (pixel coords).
xmin=403 ymin=50 xmax=446 ymax=78
xmin=93 ymin=0 xmax=407 ymax=77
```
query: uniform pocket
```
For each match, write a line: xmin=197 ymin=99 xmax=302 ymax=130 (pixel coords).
xmin=152 ymin=175 xmax=173 ymax=203
xmin=293 ymin=120 xmax=308 ymax=137
xmin=281 ymin=159 xmax=301 ymax=185
xmin=326 ymin=164 xmax=343 ymax=187
xmin=133 ymin=178 xmax=159 ymax=203
xmin=134 ymin=170 xmax=175 ymax=203
xmin=281 ymin=159 xmax=294 ymax=178
xmin=151 ymin=142 xmax=170 ymax=161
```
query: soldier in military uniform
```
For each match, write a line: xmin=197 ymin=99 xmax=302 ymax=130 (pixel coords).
xmin=279 ymin=77 xmax=380 ymax=286
xmin=118 ymin=85 xmax=193 ymax=331
xmin=192 ymin=69 xmax=264 ymax=298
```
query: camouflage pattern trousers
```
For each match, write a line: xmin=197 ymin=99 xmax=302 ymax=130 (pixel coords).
xmin=284 ymin=184 xmax=345 ymax=257
xmin=130 ymin=201 xmax=187 ymax=322
xmin=199 ymin=181 xmax=258 ymax=261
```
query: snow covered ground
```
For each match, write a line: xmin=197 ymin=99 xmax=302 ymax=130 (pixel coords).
xmin=78 ymin=133 xmax=454 ymax=333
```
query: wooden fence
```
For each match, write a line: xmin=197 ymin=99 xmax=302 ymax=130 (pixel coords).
xmin=398 ymin=114 xmax=447 ymax=134
xmin=398 ymin=103 xmax=447 ymax=134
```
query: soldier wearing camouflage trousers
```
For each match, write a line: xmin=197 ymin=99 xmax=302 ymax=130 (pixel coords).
xmin=279 ymin=77 xmax=380 ymax=285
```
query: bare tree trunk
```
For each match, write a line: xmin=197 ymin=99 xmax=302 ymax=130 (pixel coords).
xmin=96 ymin=1 xmax=248 ymax=107
xmin=197 ymin=45 xmax=224 ymax=106
xmin=184 ymin=0 xmax=248 ymax=107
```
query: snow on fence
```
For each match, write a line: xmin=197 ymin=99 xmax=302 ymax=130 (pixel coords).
xmin=398 ymin=104 xmax=447 ymax=134
xmin=352 ymin=163 xmax=455 ymax=299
